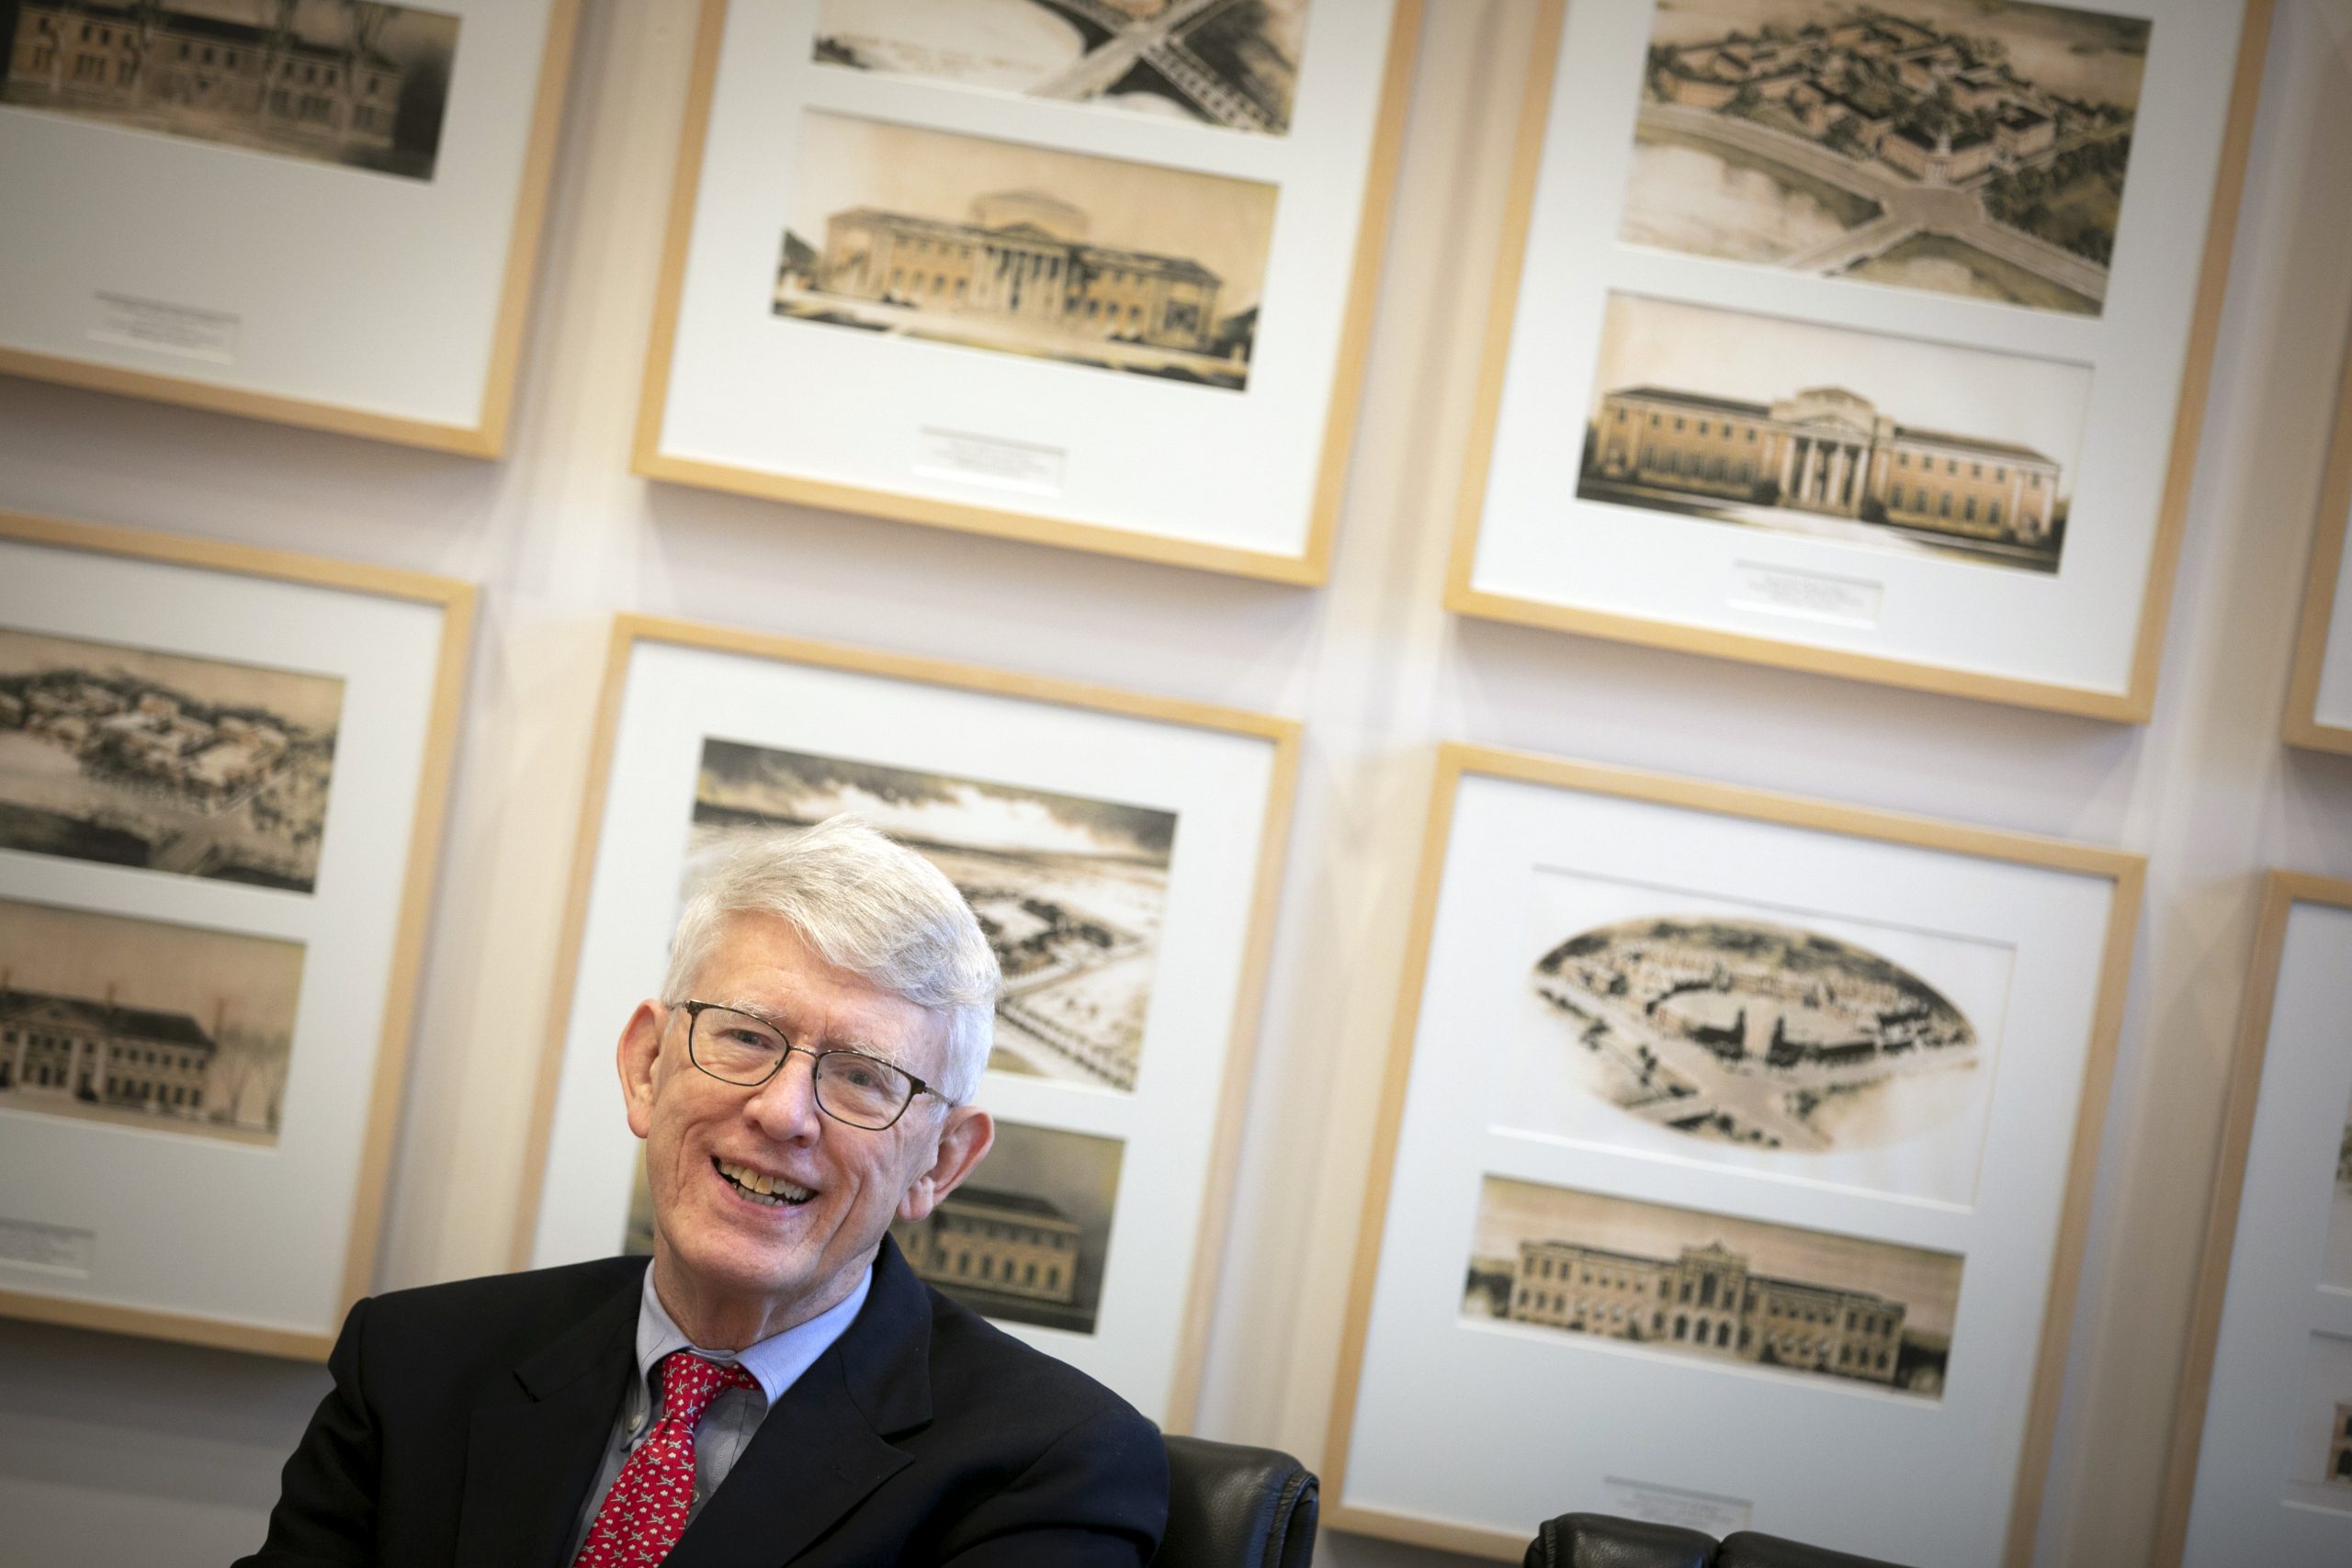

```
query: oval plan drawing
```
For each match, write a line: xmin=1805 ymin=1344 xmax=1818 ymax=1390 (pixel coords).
xmin=1530 ymin=916 xmax=1978 ymax=1153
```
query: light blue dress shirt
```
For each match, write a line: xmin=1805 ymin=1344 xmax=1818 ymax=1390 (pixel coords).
xmin=563 ymin=1264 xmax=873 ymax=1561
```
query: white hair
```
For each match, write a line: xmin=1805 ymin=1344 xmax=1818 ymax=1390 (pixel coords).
xmin=662 ymin=815 xmax=997 ymax=1104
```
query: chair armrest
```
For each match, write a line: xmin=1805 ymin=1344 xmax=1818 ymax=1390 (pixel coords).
xmin=1523 ymin=1512 xmax=1718 ymax=1568
xmin=1717 ymin=1530 xmax=1914 ymax=1568
xmin=1159 ymin=1434 xmax=1319 ymax=1568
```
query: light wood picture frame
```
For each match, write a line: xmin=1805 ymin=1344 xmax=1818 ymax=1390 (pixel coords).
xmin=514 ymin=615 xmax=1299 ymax=1429
xmin=632 ymin=0 xmax=1419 ymax=583
xmin=1444 ymin=0 xmax=2271 ymax=721
xmin=0 ymin=1 xmax=581 ymax=457
xmin=0 ymin=509 xmax=473 ymax=1358
xmin=1325 ymin=742 xmax=2143 ymax=1562
xmin=2284 ymin=328 xmax=2352 ymax=752
xmin=2154 ymin=871 xmax=2352 ymax=1566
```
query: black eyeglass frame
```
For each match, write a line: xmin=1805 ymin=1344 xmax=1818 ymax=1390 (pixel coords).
xmin=671 ymin=998 xmax=947 ymax=1131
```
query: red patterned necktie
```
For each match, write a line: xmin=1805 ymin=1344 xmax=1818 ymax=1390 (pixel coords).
xmin=571 ymin=1349 xmax=759 ymax=1568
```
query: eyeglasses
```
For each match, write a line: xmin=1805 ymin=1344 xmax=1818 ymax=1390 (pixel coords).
xmin=673 ymin=1000 xmax=942 ymax=1131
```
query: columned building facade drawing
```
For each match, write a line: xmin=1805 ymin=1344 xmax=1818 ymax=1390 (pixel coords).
xmin=895 ymin=1187 xmax=1082 ymax=1306
xmin=0 ymin=986 xmax=216 ymax=1118
xmin=1589 ymin=384 xmax=2060 ymax=547
xmin=803 ymin=190 xmax=1225 ymax=354
xmin=1508 ymin=1235 xmax=1908 ymax=1385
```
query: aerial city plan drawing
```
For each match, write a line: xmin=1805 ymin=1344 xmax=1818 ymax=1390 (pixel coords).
xmin=814 ymin=0 xmax=1310 ymax=135
xmin=688 ymin=738 xmax=1174 ymax=1093
xmin=0 ymin=627 xmax=342 ymax=891
xmin=1623 ymin=0 xmax=2149 ymax=314
xmin=1528 ymin=913 xmax=1981 ymax=1155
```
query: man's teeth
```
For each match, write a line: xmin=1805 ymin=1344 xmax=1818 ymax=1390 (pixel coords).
xmin=716 ymin=1158 xmax=812 ymax=1205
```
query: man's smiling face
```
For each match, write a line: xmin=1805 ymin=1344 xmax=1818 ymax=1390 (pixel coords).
xmin=617 ymin=911 xmax=989 ymax=1340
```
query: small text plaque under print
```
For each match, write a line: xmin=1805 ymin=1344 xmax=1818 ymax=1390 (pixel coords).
xmin=1729 ymin=561 xmax=1885 ymax=630
xmin=916 ymin=427 xmax=1069 ymax=496
xmin=0 ymin=1217 xmax=96 ymax=1276
xmin=92 ymin=293 xmax=241 ymax=363
xmin=1600 ymin=1476 xmax=1753 ymax=1538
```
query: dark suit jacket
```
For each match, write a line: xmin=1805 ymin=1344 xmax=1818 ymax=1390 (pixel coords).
xmin=237 ymin=1239 xmax=1167 ymax=1566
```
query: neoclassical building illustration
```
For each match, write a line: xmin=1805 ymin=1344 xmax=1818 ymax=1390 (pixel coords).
xmin=1507 ymin=1234 xmax=1910 ymax=1386
xmin=793 ymin=190 xmax=1227 ymax=355
xmin=0 ymin=983 xmax=216 ymax=1119
xmin=1587 ymin=383 xmax=2061 ymax=549
xmin=895 ymin=1185 xmax=1083 ymax=1308
xmin=6 ymin=3 xmax=410 ymax=158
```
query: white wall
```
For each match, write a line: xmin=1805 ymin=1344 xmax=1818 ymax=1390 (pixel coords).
xmin=1 ymin=3 xmax=2349 ymax=1564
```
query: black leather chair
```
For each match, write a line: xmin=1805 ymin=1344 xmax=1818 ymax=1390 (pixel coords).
xmin=1158 ymin=1434 xmax=1319 ymax=1568
xmin=1523 ymin=1512 xmax=1912 ymax=1568
xmin=1525 ymin=1513 xmax=1716 ymax=1568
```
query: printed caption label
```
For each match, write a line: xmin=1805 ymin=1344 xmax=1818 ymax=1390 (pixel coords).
xmin=1600 ymin=1476 xmax=1753 ymax=1538
xmin=917 ymin=427 xmax=1068 ymax=496
xmin=92 ymin=293 xmax=241 ymax=363
xmin=0 ymin=1217 xmax=96 ymax=1276
xmin=1729 ymin=561 xmax=1884 ymax=630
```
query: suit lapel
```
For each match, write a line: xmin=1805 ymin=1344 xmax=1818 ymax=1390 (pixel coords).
xmin=667 ymin=1240 xmax=936 ymax=1568
xmin=453 ymin=1265 xmax=643 ymax=1568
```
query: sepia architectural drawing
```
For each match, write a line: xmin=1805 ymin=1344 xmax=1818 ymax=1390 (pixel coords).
xmin=1 ymin=2 xmax=460 ymax=178
xmin=1625 ymin=1 xmax=2148 ymax=313
xmin=815 ymin=0 xmax=1309 ymax=135
xmin=1464 ymin=1178 xmax=1961 ymax=1398
xmin=0 ymin=630 xmax=341 ymax=891
xmin=886 ymin=1117 xmax=1122 ymax=1333
xmin=895 ymin=1188 xmax=1083 ymax=1308
xmin=1577 ymin=292 xmax=2088 ymax=571
xmin=689 ymin=739 xmax=1174 ymax=1092
xmin=1585 ymin=381 xmax=2063 ymax=566
xmin=0 ymin=982 xmax=217 ymax=1120
xmin=775 ymin=113 xmax=1274 ymax=389
xmin=1500 ymin=1235 xmax=1910 ymax=1387
xmin=1530 ymin=915 xmax=1978 ymax=1153
xmin=797 ymin=189 xmax=1227 ymax=357
xmin=0 ymin=898 xmax=302 ymax=1144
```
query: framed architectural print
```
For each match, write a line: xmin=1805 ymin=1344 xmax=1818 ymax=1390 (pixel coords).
xmin=0 ymin=510 xmax=471 ymax=1357
xmin=0 ymin=1 xmax=578 ymax=456
xmin=517 ymin=615 xmax=1298 ymax=1429
xmin=1327 ymin=743 xmax=2142 ymax=1562
xmin=633 ymin=0 xmax=1419 ymax=582
xmin=2284 ymin=327 xmax=2352 ymax=752
xmin=2155 ymin=873 xmax=2352 ymax=1566
xmin=1445 ymin=0 xmax=2271 ymax=719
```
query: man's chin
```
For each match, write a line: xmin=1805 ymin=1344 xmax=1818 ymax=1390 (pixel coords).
xmin=659 ymin=1233 xmax=817 ymax=1303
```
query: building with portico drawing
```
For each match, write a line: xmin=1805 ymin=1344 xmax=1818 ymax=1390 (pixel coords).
xmin=1586 ymin=382 xmax=2061 ymax=554
xmin=789 ymin=189 xmax=1226 ymax=355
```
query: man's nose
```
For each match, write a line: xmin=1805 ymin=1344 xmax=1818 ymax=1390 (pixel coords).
xmin=744 ymin=1049 xmax=824 ymax=1138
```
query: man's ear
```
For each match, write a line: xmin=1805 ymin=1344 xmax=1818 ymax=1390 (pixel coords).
xmin=899 ymin=1107 xmax=993 ymax=1224
xmin=616 ymin=1001 xmax=669 ymax=1140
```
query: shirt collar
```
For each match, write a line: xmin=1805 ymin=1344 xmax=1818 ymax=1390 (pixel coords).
xmin=634 ymin=1260 xmax=873 ymax=1409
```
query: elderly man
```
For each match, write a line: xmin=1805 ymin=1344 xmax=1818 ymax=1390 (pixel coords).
xmin=241 ymin=818 xmax=1168 ymax=1566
